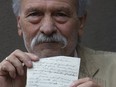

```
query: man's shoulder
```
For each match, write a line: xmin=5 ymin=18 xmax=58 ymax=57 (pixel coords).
xmin=78 ymin=45 xmax=116 ymax=86
xmin=78 ymin=45 xmax=116 ymax=62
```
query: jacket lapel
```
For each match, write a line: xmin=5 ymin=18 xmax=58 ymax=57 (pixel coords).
xmin=77 ymin=45 xmax=100 ymax=78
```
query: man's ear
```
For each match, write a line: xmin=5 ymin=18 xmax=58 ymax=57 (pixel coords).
xmin=17 ymin=16 xmax=23 ymax=37
xmin=78 ymin=12 xmax=87 ymax=37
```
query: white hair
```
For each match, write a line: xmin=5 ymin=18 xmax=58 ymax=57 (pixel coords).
xmin=12 ymin=0 xmax=87 ymax=17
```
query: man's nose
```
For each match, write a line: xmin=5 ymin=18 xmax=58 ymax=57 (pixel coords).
xmin=40 ymin=15 xmax=57 ymax=36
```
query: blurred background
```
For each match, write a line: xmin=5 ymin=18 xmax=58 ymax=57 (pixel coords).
xmin=0 ymin=0 xmax=116 ymax=61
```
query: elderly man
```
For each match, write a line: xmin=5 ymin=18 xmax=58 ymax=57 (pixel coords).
xmin=0 ymin=0 xmax=116 ymax=87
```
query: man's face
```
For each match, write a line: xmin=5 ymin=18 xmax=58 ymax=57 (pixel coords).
xmin=17 ymin=0 xmax=85 ymax=58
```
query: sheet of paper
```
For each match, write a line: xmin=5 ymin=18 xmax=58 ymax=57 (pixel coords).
xmin=26 ymin=56 xmax=80 ymax=87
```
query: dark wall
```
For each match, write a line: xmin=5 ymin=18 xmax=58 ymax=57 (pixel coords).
xmin=0 ymin=0 xmax=116 ymax=61
xmin=0 ymin=0 xmax=26 ymax=61
xmin=82 ymin=0 xmax=116 ymax=51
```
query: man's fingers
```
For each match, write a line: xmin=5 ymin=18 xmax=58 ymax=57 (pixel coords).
xmin=0 ymin=61 xmax=16 ymax=79
xmin=11 ymin=49 xmax=33 ymax=68
xmin=0 ymin=49 xmax=39 ymax=79
xmin=5 ymin=56 xmax=24 ymax=76
xmin=25 ymin=52 xmax=39 ymax=61
xmin=77 ymin=80 xmax=100 ymax=87
xmin=70 ymin=77 xmax=92 ymax=87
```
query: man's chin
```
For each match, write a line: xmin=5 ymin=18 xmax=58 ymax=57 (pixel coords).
xmin=32 ymin=48 xmax=63 ymax=58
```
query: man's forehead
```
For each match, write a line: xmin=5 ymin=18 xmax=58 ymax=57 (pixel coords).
xmin=20 ymin=0 xmax=78 ymax=11
xmin=22 ymin=0 xmax=76 ymax=2
xmin=21 ymin=0 xmax=77 ymax=5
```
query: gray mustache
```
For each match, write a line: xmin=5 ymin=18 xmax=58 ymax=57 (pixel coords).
xmin=31 ymin=33 xmax=67 ymax=49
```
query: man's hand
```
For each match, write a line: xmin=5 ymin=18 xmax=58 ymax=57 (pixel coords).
xmin=70 ymin=77 xmax=101 ymax=87
xmin=0 ymin=49 xmax=39 ymax=87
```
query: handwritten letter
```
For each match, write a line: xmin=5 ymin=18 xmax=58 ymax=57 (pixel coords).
xmin=26 ymin=56 xmax=80 ymax=87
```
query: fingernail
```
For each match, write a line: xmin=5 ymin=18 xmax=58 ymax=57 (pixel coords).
xmin=69 ymin=83 xmax=75 ymax=87
xmin=28 ymin=61 xmax=32 ymax=67
xmin=34 ymin=55 xmax=38 ymax=58
xmin=33 ymin=55 xmax=39 ymax=61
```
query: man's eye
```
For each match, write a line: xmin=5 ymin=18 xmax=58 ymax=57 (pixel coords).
xmin=26 ymin=11 xmax=43 ymax=24
xmin=55 ymin=13 xmax=67 ymax=17
xmin=27 ymin=12 xmax=43 ymax=17
xmin=53 ymin=12 xmax=69 ymax=23
xmin=30 ymin=12 xmax=38 ymax=16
